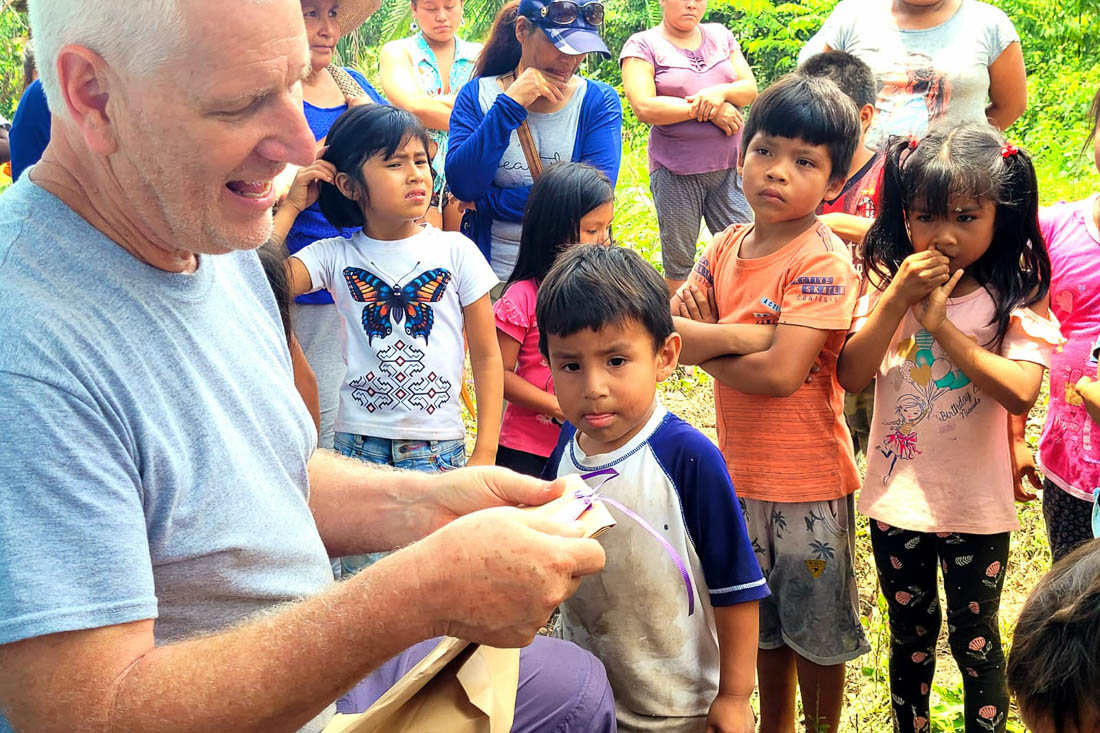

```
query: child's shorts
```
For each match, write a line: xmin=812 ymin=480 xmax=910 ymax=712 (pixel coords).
xmin=740 ymin=494 xmax=869 ymax=665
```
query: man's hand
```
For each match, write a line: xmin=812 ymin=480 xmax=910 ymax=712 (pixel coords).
xmin=411 ymin=507 xmax=606 ymax=647
xmin=705 ymin=693 xmax=755 ymax=733
xmin=420 ymin=466 xmax=570 ymax=532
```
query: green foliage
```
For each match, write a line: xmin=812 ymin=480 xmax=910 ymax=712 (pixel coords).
xmin=0 ymin=8 xmax=29 ymax=121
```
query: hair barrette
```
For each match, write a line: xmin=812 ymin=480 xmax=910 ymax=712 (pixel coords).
xmin=1001 ymin=142 xmax=1019 ymax=159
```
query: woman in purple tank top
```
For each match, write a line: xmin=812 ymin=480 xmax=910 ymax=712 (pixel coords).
xmin=620 ymin=0 xmax=757 ymax=292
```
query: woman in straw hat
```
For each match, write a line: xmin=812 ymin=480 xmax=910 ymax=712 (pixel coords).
xmin=271 ymin=0 xmax=386 ymax=453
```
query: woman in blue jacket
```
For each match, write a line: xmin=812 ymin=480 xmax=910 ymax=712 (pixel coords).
xmin=445 ymin=0 xmax=622 ymax=281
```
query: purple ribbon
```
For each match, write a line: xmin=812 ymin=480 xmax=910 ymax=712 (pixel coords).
xmin=578 ymin=469 xmax=696 ymax=616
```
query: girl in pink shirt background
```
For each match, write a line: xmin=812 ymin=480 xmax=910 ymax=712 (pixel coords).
xmin=837 ymin=121 xmax=1059 ymax=733
xmin=1037 ymin=87 xmax=1100 ymax=562
xmin=494 ymin=162 xmax=614 ymax=477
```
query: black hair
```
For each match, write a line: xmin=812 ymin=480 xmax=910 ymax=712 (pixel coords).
xmin=508 ymin=162 xmax=614 ymax=287
xmin=536 ymin=244 xmax=673 ymax=357
xmin=257 ymin=243 xmax=293 ymax=345
xmin=797 ymin=50 xmax=876 ymax=111
xmin=474 ymin=0 xmax=522 ymax=77
xmin=1008 ymin=539 xmax=1100 ymax=733
xmin=862 ymin=120 xmax=1051 ymax=345
xmin=318 ymin=104 xmax=432 ymax=230
xmin=741 ymin=73 xmax=860 ymax=184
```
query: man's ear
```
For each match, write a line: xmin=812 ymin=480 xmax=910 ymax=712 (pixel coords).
xmin=736 ymin=146 xmax=745 ymax=177
xmin=655 ymin=331 xmax=682 ymax=382
xmin=54 ymin=44 xmax=118 ymax=156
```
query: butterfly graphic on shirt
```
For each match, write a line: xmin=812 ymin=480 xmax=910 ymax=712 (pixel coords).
xmin=343 ymin=265 xmax=452 ymax=345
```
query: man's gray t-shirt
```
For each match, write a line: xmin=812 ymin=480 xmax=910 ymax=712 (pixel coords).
xmin=799 ymin=0 xmax=1020 ymax=149
xmin=479 ymin=75 xmax=585 ymax=281
xmin=0 ymin=179 xmax=335 ymax=730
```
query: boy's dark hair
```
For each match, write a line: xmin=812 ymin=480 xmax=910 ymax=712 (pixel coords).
xmin=797 ymin=50 xmax=876 ymax=110
xmin=509 ymin=161 xmax=614 ymax=287
xmin=318 ymin=105 xmax=432 ymax=230
xmin=536 ymin=245 xmax=673 ymax=357
xmin=741 ymin=73 xmax=860 ymax=184
xmin=863 ymin=120 xmax=1051 ymax=346
xmin=1008 ymin=539 xmax=1100 ymax=733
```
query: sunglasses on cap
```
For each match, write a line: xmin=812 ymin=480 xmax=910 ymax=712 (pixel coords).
xmin=536 ymin=0 xmax=605 ymax=26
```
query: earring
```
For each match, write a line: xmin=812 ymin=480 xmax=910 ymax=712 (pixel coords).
xmin=460 ymin=17 xmax=465 ymax=26
xmin=410 ymin=20 xmax=419 ymax=31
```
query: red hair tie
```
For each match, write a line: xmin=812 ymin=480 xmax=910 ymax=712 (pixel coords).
xmin=907 ymin=134 xmax=919 ymax=150
xmin=1001 ymin=142 xmax=1019 ymax=159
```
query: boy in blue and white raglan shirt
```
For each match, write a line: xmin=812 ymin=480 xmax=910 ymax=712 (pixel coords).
xmin=536 ymin=244 xmax=770 ymax=732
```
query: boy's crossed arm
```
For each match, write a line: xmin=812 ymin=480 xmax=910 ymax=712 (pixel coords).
xmin=673 ymin=282 xmax=826 ymax=397
xmin=672 ymin=283 xmax=775 ymax=365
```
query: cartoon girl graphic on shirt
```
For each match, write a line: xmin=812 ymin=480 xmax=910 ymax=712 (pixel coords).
xmin=871 ymin=52 xmax=951 ymax=147
xmin=880 ymin=393 xmax=932 ymax=483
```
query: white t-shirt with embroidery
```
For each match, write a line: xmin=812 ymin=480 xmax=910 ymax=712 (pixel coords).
xmin=294 ymin=225 xmax=497 ymax=439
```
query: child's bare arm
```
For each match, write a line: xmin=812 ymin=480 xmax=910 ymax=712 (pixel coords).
xmin=289 ymin=333 xmax=321 ymax=435
xmin=818 ymin=212 xmax=872 ymax=243
xmin=700 ymin=324 xmax=829 ymax=397
xmin=837 ymin=251 xmax=950 ymax=392
xmin=707 ymin=601 xmax=759 ymax=733
xmin=1075 ymin=378 xmax=1100 ymax=426
xmin=672 ymin=283 xmax=775 ymax=364
xmin=464 ymin=294 xmax=504 ymax=466
xmin=674 ymin=319 xmax=776 ymax=365
xmin=286 ymin=257 xmax=315 ymax=298
xmin=918 ymin=276 xmax=1046 ymax=415
xmin=498 ymin=330 xmax=564 ymax=422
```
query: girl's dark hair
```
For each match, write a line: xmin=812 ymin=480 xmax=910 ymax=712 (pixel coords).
xmin=508 ymin=162 xmax=614 ymax=286
xmin=257 ymin=243 xmax=293 ymax=345
xmin=862 ymin=120 xmax=1051 ymax=345
xmin=1008 ymin=539 xmax=1100 ymax=733
xmin=318 ymin=105 xmax=432 ymax=230
xmin=537 ymin=244 xmax=673 ymax=357
xmin=474 ymin=0 xmax=522 ymax=78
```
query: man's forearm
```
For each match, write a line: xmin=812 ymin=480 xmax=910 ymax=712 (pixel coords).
xmin=308 ymin=449 xmax=438 ymax=557
xmin=1 ymin=550 xmax=438 ymax=733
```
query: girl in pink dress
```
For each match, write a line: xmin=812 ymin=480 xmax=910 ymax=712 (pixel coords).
xmin=493 ymin=162 xmax=614 ymax=476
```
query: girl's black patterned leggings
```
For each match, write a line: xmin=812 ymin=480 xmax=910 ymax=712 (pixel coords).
xmin=870 ymin=521 xmax=1011 ymax=733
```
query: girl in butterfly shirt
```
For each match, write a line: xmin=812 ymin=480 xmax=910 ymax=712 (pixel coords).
xmin=493 ymin=161 xmax=614 ymax=478
xmin=288 ymin=105 xmax=501 ymax=508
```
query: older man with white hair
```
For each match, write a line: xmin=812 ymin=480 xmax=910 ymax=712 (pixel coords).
xmin=0 ymin=1 xmax=616 ymax=731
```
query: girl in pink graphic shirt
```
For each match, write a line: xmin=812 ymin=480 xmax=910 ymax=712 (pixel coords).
xmin=494 ymin=162 xmax=613 ymax=476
